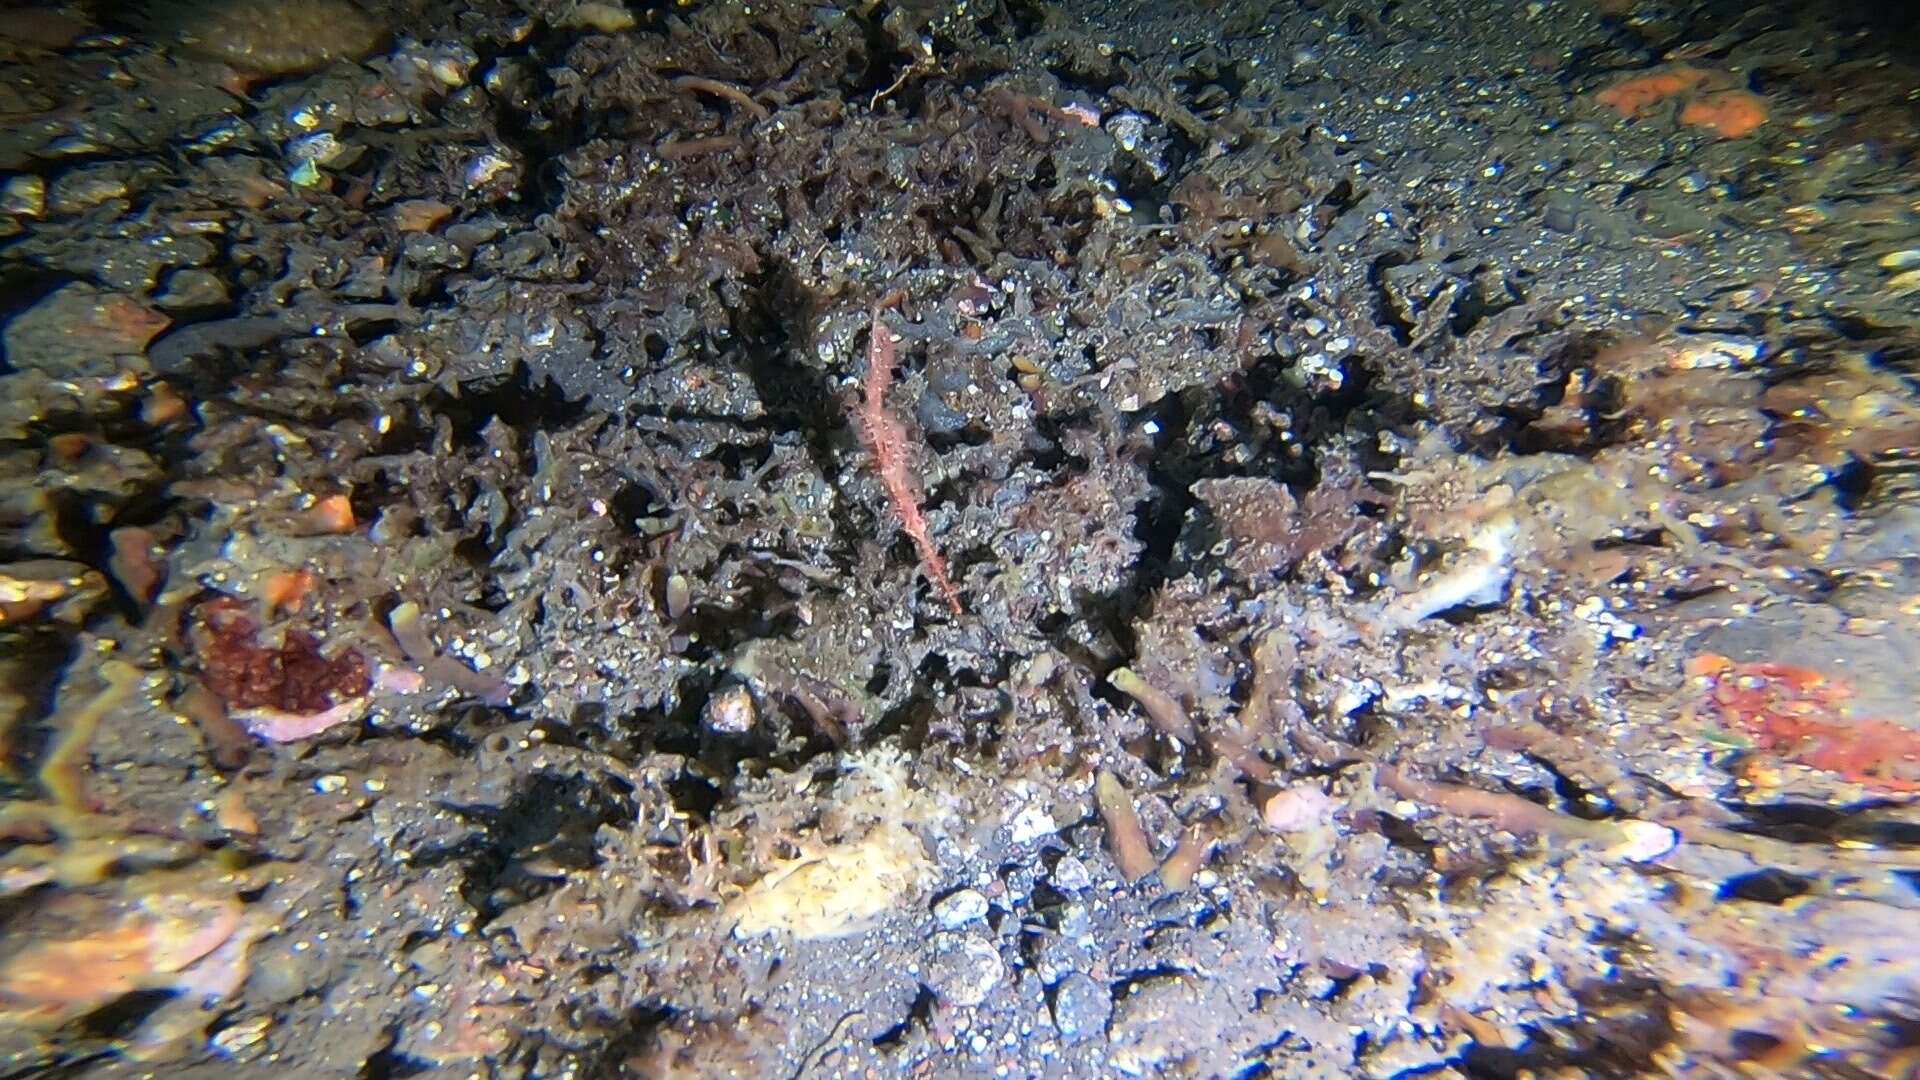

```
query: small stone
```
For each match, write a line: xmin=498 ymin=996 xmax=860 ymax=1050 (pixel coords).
xmin=1049 ymin=854 xmax=1093 ymax=892
xmin=3 ymin=284 xmax=169 ymax=378
xmin=390 ymin=199 xmax=453 ymax=234
xmin=3 ymin=175 xmax=48 ymax=217
xmin=664 ymin=573 xmax=691 ymax=618
xmin=1052 ymin=901 xmax=1093 ymax=939
xmin=209 ymin=1015 xmax=272 ymax=1058
xmin=288 ymin=132 xmax=354 ymax=169
xmin=1030 ymin=937 xmax=1084 ymax=984
xmin=48 ymin=163 xmax=150 ymax=215
xmin=702 ymin=684 xmax=755 ymax=735
xmin=288 ymin=160 xmax=325 ymax=189
xmin=928 ymin=936 xmax=1003 ymax=1008
xmin=1049 ymin=972 xmax=1110 ymax=1043
xmin=427 ymin=48 xmax=475 ymax=88
xmin=559 ymin=1 xmax=637 ymax=31
xmin=1261 ymin=783 xmax=1337 ymax=832
xmin=154 ymin=268 xmax=230 ymax=312
xmin=933 ymin=888 xmax=989 ymax=928
xmin=465 ymin=152 xmax=513 ymax=191
xmin=156 ymin=0 xmax=387 ymax=75
xmin=999 ymin=861 xmax=1038 ymax=905
xmin=1006 ymin=803 xmax=1056 ymax=845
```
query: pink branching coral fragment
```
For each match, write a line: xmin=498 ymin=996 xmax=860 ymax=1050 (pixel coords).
xmin=860 ymin=294 xmax=964 ymax=615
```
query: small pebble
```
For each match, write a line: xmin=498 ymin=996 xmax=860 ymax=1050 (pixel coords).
xmin=928 ymin=937 xmax=1004 ymax=1008
xmin=3 ymin=284 xmax=169 ymax=377
xmin=559 ymin=1 xmax=636 ymax=31
xmin=390 ymin=199 xmax=454 ymax=234
xmin=48 ymin=163 xmax=143 ymax=215
xmin=1 ymin=175 xmax=46 ymax=217
xmin=1050 ymin=854 xmax=1093 ymax=892
xmin=702 ymin=684 xmax=755 ymax=735
xmin=933 ymin=888 xmax=989 ymax=928
xmin=1006 ymin=804 xmax=1056 ymax=845
xmin=154 ymin=268 xmax=231 ymax=311
xmin=1053 ymin=901 xmax=1093 ymax=938
xmin=1049 ymin=972 xmax=1110 ymax=1043
xmin=152 ymin=0 xmax=387 ymax=75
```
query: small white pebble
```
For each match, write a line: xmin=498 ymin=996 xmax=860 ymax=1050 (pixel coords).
xmin=934 ymin=889 xmax=990 ymax=928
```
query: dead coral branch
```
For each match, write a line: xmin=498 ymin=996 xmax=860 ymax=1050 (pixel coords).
xmin=860 ymin=294 xmax=964 ymax=615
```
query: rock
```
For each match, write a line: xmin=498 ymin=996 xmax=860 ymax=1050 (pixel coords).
xmin=702 ymin=684 xmax=756 ymax=735
xmin=154 ymin=268 xmax=230 ymax=312
xmin=556 ymin=2 xmax=636 ymax=31
xmin=48 ymin=162 xmax=160 ymax=215
xmin=3 ymin=284 xmax=169 ymax=378
xmin=999 ymin=861 xmax=1038 ymax=905
xmin=1049 ymin=972 xmax=1109 ymax=1044
xmin=932 ymin=888 xmax=989 ymax=929
xmin=1106 ymin=974 xmax=1207 ymax=1074
xmin=1053 ymin=901 xmax=1093 ymax=939
xmin=153 ymin=0 xmax=388 ymax=75
xmin=390 ymin=199 xmax=453 ymax=234
xmin=1006 ymin=803 xmax=1057 ymax=845
xmin=927 ymin=936 xmax=1003 ymax=1008
xmin=2 ymin=175 xmax=46 ymax=218
xmin=1029 ymin=935 xmax=1087 ymax=984
xmin=1050 ymin=854 xmax=1093 ymax=893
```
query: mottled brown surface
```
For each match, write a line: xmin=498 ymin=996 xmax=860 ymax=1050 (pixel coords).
xmin=2 ymin=0 xmax=1919 ymax=1076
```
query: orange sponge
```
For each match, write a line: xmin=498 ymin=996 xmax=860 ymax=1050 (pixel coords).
xmin=1680 ymin=89 xmax=1769 ymax=138
xmin=1597 ymin=66 xmax=1708 ymax=115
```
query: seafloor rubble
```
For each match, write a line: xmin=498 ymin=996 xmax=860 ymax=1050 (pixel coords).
xmin=2 ymin=0 xmax=1919 ymax=1076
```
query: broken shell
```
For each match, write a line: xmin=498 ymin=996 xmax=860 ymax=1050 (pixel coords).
xmin=287 ymin=132 xmax=350 ymax=168
xmin=728 ymin=820 xmax=932 ymax=939
xmin=1667 ymin=335 xmax=1764 ymax=369
xmin=1604 ymin=820 xmax=1680 ymax=863
xmin=664 ymin=573 xmax=692 ymax=619
xmin=234 ymin=697 xmax=369 ymax=743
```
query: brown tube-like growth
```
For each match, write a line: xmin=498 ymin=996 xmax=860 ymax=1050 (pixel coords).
xmin=1095 ymin=769 xmax=1157 ymax=883
xmin=1108 ymin=667 xmax=1195 ymax=743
